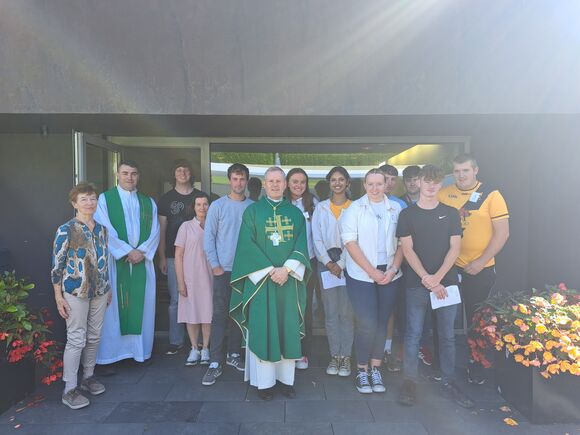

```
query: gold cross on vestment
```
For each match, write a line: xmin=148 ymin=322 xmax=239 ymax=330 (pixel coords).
xmin=265 ymin=215 xmax=294 ymax=243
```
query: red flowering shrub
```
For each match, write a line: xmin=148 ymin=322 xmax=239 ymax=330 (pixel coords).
xmin=469 ymin=283 xmax=580 ymax=378
xmin=0 ymin=271 xmax=62 ymax=385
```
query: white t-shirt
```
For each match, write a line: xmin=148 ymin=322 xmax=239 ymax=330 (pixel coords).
xmin=370 ymin=201 xmax=388 ymax=264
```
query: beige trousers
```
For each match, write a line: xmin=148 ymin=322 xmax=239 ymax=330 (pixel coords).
xmin=62 ymin=292 xmax=108 ymax=388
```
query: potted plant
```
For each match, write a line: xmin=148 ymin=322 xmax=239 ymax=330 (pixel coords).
xmin=0 ymin=271 xmax=62 ymax=414
xmin=469 ymin=283 xmax=580 ymax=424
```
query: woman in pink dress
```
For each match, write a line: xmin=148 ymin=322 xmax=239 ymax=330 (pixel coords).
xmin=174 ymin=193 xmax=213 ymax=366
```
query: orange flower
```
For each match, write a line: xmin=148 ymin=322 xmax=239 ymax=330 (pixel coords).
xmin=519 ymin=324 xmax=530 ymax=332
xmin=570 ymin=364 xmax=580 ymax=375
xmin=547 ymin=363 xmax=560 ymax=374
xmin=514 ymin=319 xmax=524 ymax=327
xmin=560 ymin=335 xmax=572 ymax=346
xmin=531 ymin=316 xmax=541 ymax=324
xmin=514 ymin=354 xmax=524 ymax=362
xmin=559 ymin=361 xmax=572 ymax=372
xmin=518 ymin=304 xmax=530 ymax=314
xmin=506 ymin=344 xmax=515 ymax=353
xmin=571 ymin=320 xmax=580 ymax=330
xmin=529 ymin=341 xmax=543 ymax=351
xmin=545 ymin=340 xmax=558 ymax=350
xmin=504 ymin=334 xmax=516 ymax=344
xmin=540 ymin=370 xmax=551 ymax=379
xmin=535 ymin=324 xmax=547 ymax=334
xmin=552 ymin=330 xmax=561 ymax=338
xmin=543 ymin=351 xmax=555 ymax=363
xmin=522 ymin=359 xmax=530 ymax=367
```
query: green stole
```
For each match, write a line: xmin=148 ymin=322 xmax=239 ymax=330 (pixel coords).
xmin=104 ymin=187 xmax=153 ymax=335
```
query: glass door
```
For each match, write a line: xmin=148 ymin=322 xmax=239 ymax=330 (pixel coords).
xmin=73 ymin=131 xmax=121 ymax=192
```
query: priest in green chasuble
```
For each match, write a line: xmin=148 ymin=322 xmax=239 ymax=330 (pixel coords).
xmin=230 ymin=167 xmax=310 ymax=400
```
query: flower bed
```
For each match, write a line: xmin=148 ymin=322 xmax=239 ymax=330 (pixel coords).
xmin=0 ymin=271 xmax=61 ymax=414
xmin=469 ymin=283 xmax=580 ymax=423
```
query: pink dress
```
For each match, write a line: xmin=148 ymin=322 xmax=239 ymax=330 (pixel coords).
xmin=175 ymin=218 xmax=213 ymax=324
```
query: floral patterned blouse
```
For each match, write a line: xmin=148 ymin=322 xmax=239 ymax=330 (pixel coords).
xmin=51 ymin=219 xmax=110 ymax=298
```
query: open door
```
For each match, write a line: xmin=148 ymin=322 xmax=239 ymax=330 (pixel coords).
xmin=73 ymin=131 xmax=121 ymax=192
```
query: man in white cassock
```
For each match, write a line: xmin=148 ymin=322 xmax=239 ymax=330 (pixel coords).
xmin=94 ymin=161 xmax=160 ymax=366
xmin=230 ymin=167 xmax=311 ymax=400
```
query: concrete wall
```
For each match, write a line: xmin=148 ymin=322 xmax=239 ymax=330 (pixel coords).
xmin=0 ymin=134 xmax=73 ymax=340
xmin=2 ymin=0 xmax=580 ymax=115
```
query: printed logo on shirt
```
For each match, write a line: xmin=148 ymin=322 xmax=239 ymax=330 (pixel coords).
xmin=170 ymin=201 xmax=185 ymax=215
xmin=438 ymin=215 xmax=446 ymax=219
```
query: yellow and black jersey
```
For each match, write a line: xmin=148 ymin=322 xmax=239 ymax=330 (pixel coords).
xmin=438 ymin=182 xmax=509 ymax=268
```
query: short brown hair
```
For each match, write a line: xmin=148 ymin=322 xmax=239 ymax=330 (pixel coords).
xmin=418 ymin=165 xmax=444 ymax=183
xmin=69 ymin=182 xmax=98 ymax=203
xmin=453 ymin=153 xmax=478 ymax=168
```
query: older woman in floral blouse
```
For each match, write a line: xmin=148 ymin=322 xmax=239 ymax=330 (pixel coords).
xmin=51 ymin=182 xmax=111 ymax=410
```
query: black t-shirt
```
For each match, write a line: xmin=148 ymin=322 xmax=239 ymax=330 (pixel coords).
xmin=396 ymin=202 xmax=462 ymax=289
xmin=158 ymin=188 xmax=202 ymax=258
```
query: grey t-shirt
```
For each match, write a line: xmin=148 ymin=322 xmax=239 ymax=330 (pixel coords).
xmin=203 ymin=195 xmax=253 ymax=272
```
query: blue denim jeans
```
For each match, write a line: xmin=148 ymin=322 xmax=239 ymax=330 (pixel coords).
xmin=404 ymin=287 xmax=457 ymax=383
xmin=346 ymin=272 xmax=399 ymax=365
xmin=166 ymin=258 xmax=185 ymax=346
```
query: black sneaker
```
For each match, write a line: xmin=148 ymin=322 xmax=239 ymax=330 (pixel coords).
xmin=398 ymin=379 xmax=416 ymax=406
xmin=355 ymin=369 xmax=373 ymax=394
xmin=467 ymin=364 xmax=486 ymax=385
xmin=440 ymin=381 xmax=475 ymax=409
xmin=226 ymin=353 xmax=245 ymax=372
xmin=201 ymin=362 xmax=223 ymax=386
xmin=165 ymin=344 xmax=184 ymax=355
xmin=369 ymin=366 xmax=386 ymax=393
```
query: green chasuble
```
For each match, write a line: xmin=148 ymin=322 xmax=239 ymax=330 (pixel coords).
xmin=230 ymin=197 xmax=311 ymax=362
xmin=104 ymin=188 xmax=153 ymax=335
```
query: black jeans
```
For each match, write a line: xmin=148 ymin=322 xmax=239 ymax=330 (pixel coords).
xmin=209 ymin=272 xmax=242 ymax=364
xmin=459 ymin=266 xmax=496 ymax=368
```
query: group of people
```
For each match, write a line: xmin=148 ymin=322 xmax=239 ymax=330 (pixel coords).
xmin=51 ymin=153 xmax=509 ymax=410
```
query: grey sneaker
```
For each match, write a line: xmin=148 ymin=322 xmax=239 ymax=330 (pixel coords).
xmin=226 ymin=353 xmax=245 ymax=372
xmin=200 ymin=348 xmax=210 ymax=365
xmin=80 ymin=376 xmax=105 ymax=396
xmin=202 ymin=362 xmax=223 ymax=386
xmin=185 ymin=348 xmax=200 ymax=366
xmin=338 ymin=356 xmax=352 ymax=377
xmin=326 ymin=355 xmax=340 ymax=375
xmin=62 ymin=388 xmax=90 ymax=409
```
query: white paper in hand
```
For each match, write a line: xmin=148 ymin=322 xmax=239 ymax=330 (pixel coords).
xmin=430 ymin=285 xmax=461 ymax=309
xmin=320 ymin=271 xmax=346 ymax=290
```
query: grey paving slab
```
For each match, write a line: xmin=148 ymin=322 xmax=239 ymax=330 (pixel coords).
xmin=97 ymin=366 xmax=147 ymax=384
xmin=139 ymin=364 xmax=203 ymax=384
xmin=0 ymin=401 xmax=117 ymax=424
xmin=197 ymin=401 xmax=284 ymax=423
xmin=103 ymin=401 xmax=202 ymax=423
xmin=0 ymin=423 xmax=146 ymax=435
xmin=286 ymin=400 xmax=373 ymax=423
xmin=165 ymin=381 xmax=248 ymax=402
xmin=245 ymin=380 xmax=325 ymax=401
xmin=144 ymin=422 xmax=240 ymax=435
xmin=92 ymin=382 xmax=173 ymax=402
xmin=293 ymin=367 xmax=328 ymax=381
xmin=240 ymin=422 xmax=333 ymax=435
xmin=323 ymin=378 xmax=398 ymax=401
xmin=332 ymin=421 xmax=428 ymax=435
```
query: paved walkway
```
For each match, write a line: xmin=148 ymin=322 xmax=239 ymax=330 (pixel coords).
xmin=1 ymin=336 xmax=577 ymax=434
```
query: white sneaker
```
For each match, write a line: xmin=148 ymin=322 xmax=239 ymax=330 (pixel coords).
xmin=185 ymin=348 xmax=200 ymax=366
xmin=296 ymin=356 xmax=309 ymax=370
xmin=200 ymin=348 xmax=210 ymax=365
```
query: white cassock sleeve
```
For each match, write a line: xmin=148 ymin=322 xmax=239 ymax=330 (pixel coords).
xmin=94 ymin=193 xmax=133 ymax=260
xmin=137 ymin=199 xmax=160 ymax=261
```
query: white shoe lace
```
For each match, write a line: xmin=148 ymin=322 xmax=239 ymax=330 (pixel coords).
xmin=370 ymin=368 xmax=383 ymax=385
